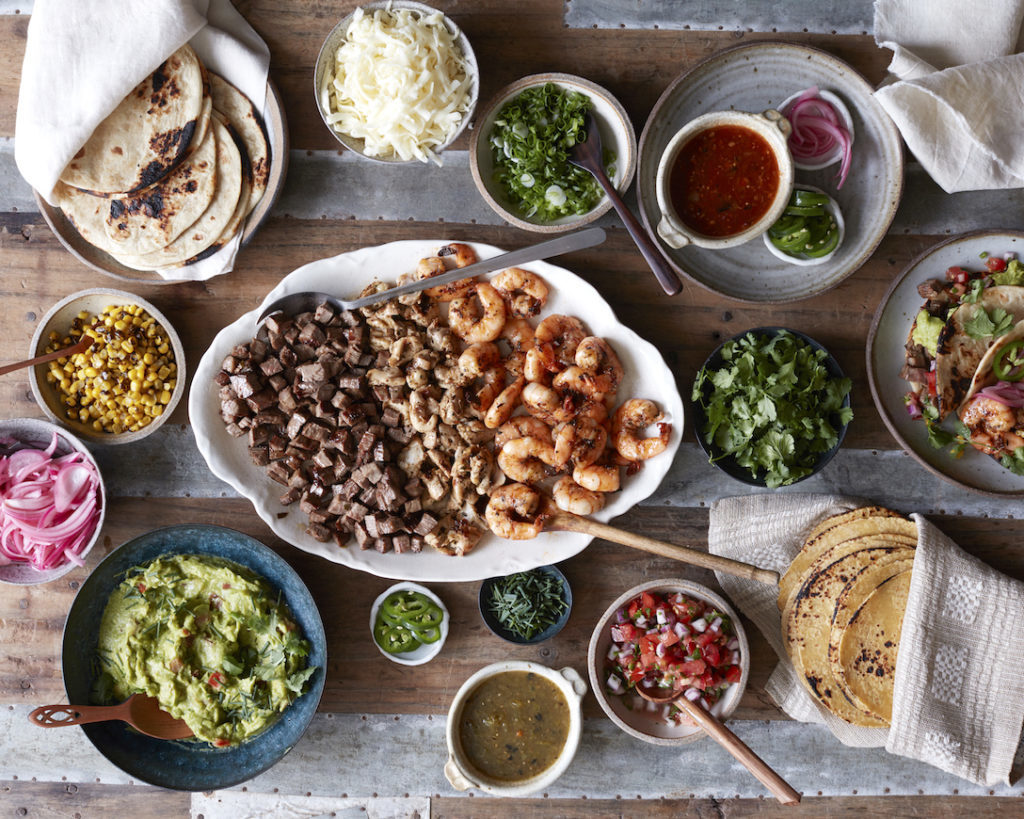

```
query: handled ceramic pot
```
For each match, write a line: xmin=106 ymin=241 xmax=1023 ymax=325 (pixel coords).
xmin=655 ymin=109 xmax=794 ymax=250
xmin=444 ymin=660 xmax=587 ymax=796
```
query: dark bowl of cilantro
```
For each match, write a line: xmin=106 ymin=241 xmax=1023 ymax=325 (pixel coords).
xmin=691 ymin=327 xmax=853 ymax=488
xmin=479 ymin=565 xmax=572 ymax=644
xmin=469 ymin=73 xmax=636 ymax=233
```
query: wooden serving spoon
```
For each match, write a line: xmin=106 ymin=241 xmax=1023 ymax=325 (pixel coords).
xmin=546 ymin=510 xmax=779 ymax=586
xmin=0 ymin=337 xmax=92 ymax=377
xmin=28 ymin=694 xmax=193 ymax=740
xmin=635 ymin=684 xmax=801 ymax=805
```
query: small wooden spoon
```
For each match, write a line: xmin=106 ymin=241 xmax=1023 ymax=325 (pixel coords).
xmin=546 ymin=510 xmax=779 ymax=586
xmin=0 ymin=337 xmax=92 ymax=377
xmin=28 ymin=694 xmax=193 ymax=740
xmin=635 ymin=684 xmax=801 ymax=805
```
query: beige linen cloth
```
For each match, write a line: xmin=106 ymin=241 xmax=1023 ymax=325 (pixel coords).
xmin=709 ymin=493 xmax=1024 ymax=786
xmin=14 ymin=0 xmax=270 ymax=281
xmin=873 ymin=0 xmax=1024 ymax=192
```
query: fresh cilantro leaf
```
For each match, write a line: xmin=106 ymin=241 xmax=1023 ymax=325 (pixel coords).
xmin=694 ymin=330 xmax=852 ymax=486
xmin=961 ymin=279 xmax=985 ymax=304
xmin=1000 ymin=449 xmax=1024 ymax=475
xmin=964 ymin=306 xmax=1015 ymax=339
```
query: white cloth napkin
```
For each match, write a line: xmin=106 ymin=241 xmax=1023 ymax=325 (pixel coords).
xmin=873 ymin=0 xmax=1024 ymax=192
xmin=709 ymin=493 xmax=1024 ymax=786
xmin=15 ymin=0 xmax=270 ymax=281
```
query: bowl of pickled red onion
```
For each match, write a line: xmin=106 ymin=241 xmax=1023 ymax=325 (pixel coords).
xmin=779 ymin=87 xmax=854 ymax=186
xmin=0 ymin=418 xmax=105 ymax=584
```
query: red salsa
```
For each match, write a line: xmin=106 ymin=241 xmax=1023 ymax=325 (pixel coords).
xmin=669 ymin=124 xmax=780 ymax=237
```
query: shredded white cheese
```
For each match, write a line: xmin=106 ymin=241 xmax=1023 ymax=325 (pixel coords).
xmin=322 ymin=6 xmax=472 ymax=165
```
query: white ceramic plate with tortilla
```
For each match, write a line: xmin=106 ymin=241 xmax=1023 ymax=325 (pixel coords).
xmin=866 ymin=230 xmax=1024 ymax=496
xmin=636 ymin=41 xmax=903 ymax=303
xmin=189 ymin=239 xmax=684 ymax=582
xmin=35 ymin=80 xmax=287 ymax=285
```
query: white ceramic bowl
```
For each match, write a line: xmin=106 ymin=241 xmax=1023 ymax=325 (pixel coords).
xmin=444 ymin=660 xmax=587 ymax=795
xmin=779 ymin=88 xmax=855 ymax=172
xmin=314 ymin=1 xmax=479 ymax=163
xmin=0 ymin=418 xmax=106 ymax=585
xmin=470 ymin=73 xmax=637 ymax=233
xmin=655 ymin=109 xmax=795 ymax=251
xmin=762 ymin=185 xmax=845 ymax=267
xmin=369 ymin=581 xmax=449 ymax=666
xmin=588 ymin=578 xmax=750 ymax=746
xmin=29 ymin=289 xmax=186 ymax=445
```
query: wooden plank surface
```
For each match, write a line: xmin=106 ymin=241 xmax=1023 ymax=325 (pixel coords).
xmin=2 ymin=1 xmax=1023 ymax=816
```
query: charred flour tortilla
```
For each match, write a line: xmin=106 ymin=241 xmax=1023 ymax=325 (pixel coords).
xmin=780 ymin=506 xmax=917 ymax=728
xmin=934 ymin=287 xmax=1024 ymax=418
xmin=112 ymin=116 xmax=242 ymax=270
xmin=96 ymin=119 xmax=218 ymax=255
xmin=60 ymin=46 xmax=208 ymax=195
xmin=830 ymin=559 xmax=913 ymax=723
xmin=210 ymin=73 xmax=268 ymax=214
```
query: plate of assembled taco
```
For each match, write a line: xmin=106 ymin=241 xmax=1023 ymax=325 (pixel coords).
xmin=868 ymin=230 xmax=1024 ymax=496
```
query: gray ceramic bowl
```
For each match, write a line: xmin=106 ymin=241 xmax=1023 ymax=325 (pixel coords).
xmin=0 ymin=418 xmax=105 ymax=585
xmin=314 ymin=1 xmax=479 ymax=163
xmin=29 ymin=289 xmax=186 ymax=445
xmin=470 ymin=73 xmax=637 ymax=233
xmin=478 ymin=565 xmax=572 ymax=644
xmin=587 ymin=579 xmax=749 ymax=746
xmin=61 ymin=524 xmax=326 ymax=791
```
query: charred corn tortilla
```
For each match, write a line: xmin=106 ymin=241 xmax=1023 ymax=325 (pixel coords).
xmin=829 ymin=559 xmax=914 ymax=722
xmin=779 ymin=506 xmax=917 ymax=727
xmin=778 ymin=508 xmax=916 ymax=615
xmin=60 ymin=46 xmax=208 ymax=195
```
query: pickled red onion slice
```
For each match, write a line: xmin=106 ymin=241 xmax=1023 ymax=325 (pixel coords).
xmin=0 ymin=434 xmax=101 ymax=572
xmin=783 ymin=86 xmax=853 ymax=189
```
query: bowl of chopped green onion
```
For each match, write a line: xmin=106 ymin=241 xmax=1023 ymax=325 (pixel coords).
xmin=763 ymin=186 xmax=845 ymax=266
xmin=479 ymin=565 xmax=572 ymax=644
xmin=691 ymin=327 xmax=853 ymax=488
xmin=470 ymin=74 xmax=636 ymax=233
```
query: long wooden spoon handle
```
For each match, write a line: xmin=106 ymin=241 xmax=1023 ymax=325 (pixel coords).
xmin=547 ymin=511 xmax=779 ymax=586
xmin=0 ymin=339 xmax=91 ymax=378
xmin=679 ymin=700 xmax=801 ymax=805
xmin=28 ymin=702 xmax=126 ymax=728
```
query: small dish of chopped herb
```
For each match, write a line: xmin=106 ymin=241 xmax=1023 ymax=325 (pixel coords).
xmin=479 ymin=565 xmax=572 ymax=644
xmin=470 ymin=73 xmax=636 ymax=233
xmin=691 ymin=327 xmax=853 ymax=488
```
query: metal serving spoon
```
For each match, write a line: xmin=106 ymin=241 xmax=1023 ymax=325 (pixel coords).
xmin=28 ymin=694 xmax=194 ymax=740
xmin=256 ymin=227 xmax=607 ymax=324
xmin=568 ymin=112 xmax=683 ymax=297
xmin=634 ymin=684 xmax=801 ymax=804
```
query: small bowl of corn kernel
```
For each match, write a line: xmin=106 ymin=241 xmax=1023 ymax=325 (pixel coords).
xmin=29 ymin=289 xmax=186 ymax=445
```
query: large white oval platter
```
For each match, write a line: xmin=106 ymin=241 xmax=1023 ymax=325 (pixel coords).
xmin=189 ymin=239 xmax=684 ymax=581
xmin=867 ymin=230 xmax=1024 ymax=496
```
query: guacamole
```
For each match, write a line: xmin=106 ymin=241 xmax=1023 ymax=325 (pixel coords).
xmin=911 ymin=309 xmax=945 ymax=358
xmin=991 ymin=259 xmax=1024 ymax=287
xmin=95 ymin=554 xmax=316 ymax=747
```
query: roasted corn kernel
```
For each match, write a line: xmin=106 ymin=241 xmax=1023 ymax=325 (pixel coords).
xmin=44 ymin=304 xmax=177 ymax=434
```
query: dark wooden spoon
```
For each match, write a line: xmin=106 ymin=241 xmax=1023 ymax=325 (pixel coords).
xmin=0 ymin=337 xmax=92 ymax=377
xmin=28 ymin=694 xmax=193 ymax=740
xmin=635 ymin=684 xmax=800 ymax=805
xmin=568 ymin=111 xmax=683 ymax=296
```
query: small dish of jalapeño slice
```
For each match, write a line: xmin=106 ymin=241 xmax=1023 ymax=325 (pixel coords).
xmin=762 ymin=186 xmax=844 ymax=266
xmin=369 ymin=582 xmax=449 ymax=666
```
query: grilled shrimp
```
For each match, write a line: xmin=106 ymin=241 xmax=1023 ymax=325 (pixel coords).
xmin=485 ymin=483 xmax=547 ymax=540
xmin=497 ymin=436 xmax=560 ymax=484
xmin=449 ymin=283 xmax=507 ymax=343
xmin=611 ymin=398 xmax=672 ymax=461
xmin=535 ymin=314 xmax=587 ymax=372
xmin=491 ymin=267 xmax=549 ymax=318
xmin=495 ymin=416 xmax=554 ymax=449
xmin=552 ymin=475 xmax=605 ymax=516
xmin=552 ymin=415 xmax=608 ymax=469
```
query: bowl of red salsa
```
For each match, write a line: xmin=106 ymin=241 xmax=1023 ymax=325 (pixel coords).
xmin=655 ymin=109 xmax=794 ymax=251
xmin=587 ymin=579 xmax=749 ymax=746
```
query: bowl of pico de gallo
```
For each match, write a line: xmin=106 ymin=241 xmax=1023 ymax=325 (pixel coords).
xmin=587 ymin=578 xmax=749 ymax=746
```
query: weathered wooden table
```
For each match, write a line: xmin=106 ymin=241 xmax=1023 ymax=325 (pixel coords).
xmin=2 ymin=1 xmax=1024 ymax=816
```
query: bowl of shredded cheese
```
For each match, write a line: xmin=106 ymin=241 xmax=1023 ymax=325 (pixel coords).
xmin=315 ymin=1 xmax=478 ymax=165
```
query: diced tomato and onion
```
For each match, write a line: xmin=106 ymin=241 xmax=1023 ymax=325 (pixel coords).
xmin=604 ymin=589 xmax=741 ymax=725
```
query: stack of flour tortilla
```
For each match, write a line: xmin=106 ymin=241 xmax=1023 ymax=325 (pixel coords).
xmin=55 ymin=44 xmax=269 ymax=271
xmin=779 ymin=506 xmax=916 ymax=728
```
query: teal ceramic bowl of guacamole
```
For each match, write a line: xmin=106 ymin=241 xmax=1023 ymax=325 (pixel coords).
xmin=61 ymin=525 xmax=326 ymax=791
